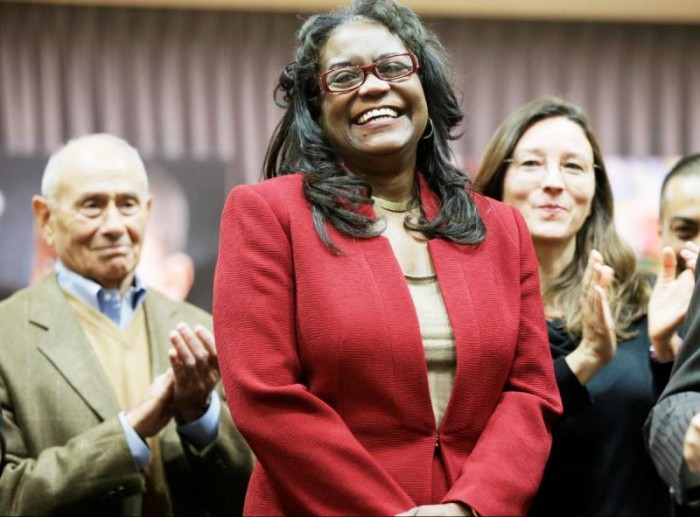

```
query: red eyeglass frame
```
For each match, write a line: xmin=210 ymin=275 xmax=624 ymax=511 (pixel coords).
xmin=318 ymin=52 xmax=420 ymax=94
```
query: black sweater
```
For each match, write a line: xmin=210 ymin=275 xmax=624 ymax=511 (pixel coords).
xmin=528 ymin=317 xmax=673 ymax=516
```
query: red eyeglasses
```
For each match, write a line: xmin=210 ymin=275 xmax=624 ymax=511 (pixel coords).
xmin=319 ymin=52 xmax=420 ymax=94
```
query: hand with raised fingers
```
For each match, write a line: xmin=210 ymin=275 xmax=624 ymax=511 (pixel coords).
xmin=124 ymin=370 xmax=175 ymax=439
xmin=565 ymin=249 xmax=617 ymax=385
xmin=648 ymin=245 xmax=697 ymax=361
xmin=168 ymin=323 xmax=220 ymax=423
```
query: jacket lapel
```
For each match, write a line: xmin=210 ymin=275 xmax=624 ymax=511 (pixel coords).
xmin=348 ymin=176 xmax=477 ymax=430
xmin=428 ymin=238 xmax=483 ymax=409
xmin=335 ymin=176 xmax=487 ymax=430
xmin=414 ymin=177 xmax=485 ymax=425
xmin=419 ymin=175 xmax=484 ymax=353
xmin=142 ymin=291 xmax=176 ymax=378
xmin=358 ymin=228 xmax=436 ymax=429
xmin=30 ymin=274 xmax=120 ymax=420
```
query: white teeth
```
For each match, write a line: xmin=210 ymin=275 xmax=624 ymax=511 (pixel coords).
xmin=357 ymin=107 xmax=399 ymax=124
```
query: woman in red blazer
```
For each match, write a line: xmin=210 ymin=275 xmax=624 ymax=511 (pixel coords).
xmin=213 ymin=1 xmax=561 ymax=515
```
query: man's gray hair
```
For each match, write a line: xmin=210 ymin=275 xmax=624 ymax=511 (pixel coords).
xmin=41 ymin=134 xmax=148 ymax=199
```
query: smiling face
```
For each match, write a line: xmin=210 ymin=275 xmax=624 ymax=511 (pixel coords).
xmin=502 ymin=116 xmax=596 ymax=252
xmin=318 ymin=20 xmax=428 ymax=175
xmin=34 ymin=140 xmax=151 ymax=290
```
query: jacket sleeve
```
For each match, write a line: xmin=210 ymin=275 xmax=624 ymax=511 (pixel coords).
xmin=168 ymin=381 xmax=254 ymax=516
xmin=161 ymin=304 xmax=253 ymax=516
xmin=0 ymin=404 xmax=145 ymax=515
xmin=442 ymin=207 xmax=563 ymax=516
xmin=213 ymin=185 xmax=416 ymax=515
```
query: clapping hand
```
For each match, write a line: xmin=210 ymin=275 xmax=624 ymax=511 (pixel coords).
xmin=124 ymin=370 xmax=175 ymax=439
xmin=168 ymin=323 xmax=220 ymax=423
xmin=565 ymin=250 xmax=616 ymax=385
xmin=124 ymin=323 xmax=219 ymax=438
xmin=648 ymin=243 xmax=699 ymax=362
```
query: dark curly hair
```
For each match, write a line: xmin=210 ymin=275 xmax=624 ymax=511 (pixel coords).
xmin=264 ymin=0 xmax=485 ymax=250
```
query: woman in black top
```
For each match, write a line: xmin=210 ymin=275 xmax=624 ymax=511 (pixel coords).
xmin=476 ymin=97 xmax=696 ymax=515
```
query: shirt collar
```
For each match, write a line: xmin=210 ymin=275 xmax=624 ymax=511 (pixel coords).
xmin=55 ymin=261 xmax=147 ymax=313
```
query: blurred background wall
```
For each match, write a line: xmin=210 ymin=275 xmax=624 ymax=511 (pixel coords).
xmin=1 ymin=0 xmax=699 ymax=307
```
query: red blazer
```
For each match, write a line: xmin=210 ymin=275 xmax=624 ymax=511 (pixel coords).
xmin=214 ymin=173 xmax=561 ymax=516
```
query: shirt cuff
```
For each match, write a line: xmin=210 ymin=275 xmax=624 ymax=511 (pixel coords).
xmin=177 ymin=390 xmax=221 ymax=450
xmin=118 ymin=411 xmax=151 ymax=470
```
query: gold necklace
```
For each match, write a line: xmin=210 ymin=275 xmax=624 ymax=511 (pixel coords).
xmin=371 ymin=196 xmax=417 ymax=213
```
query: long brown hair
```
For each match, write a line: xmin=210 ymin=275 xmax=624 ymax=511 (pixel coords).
xmin=475 ymin=97 xmax=649 ymax=339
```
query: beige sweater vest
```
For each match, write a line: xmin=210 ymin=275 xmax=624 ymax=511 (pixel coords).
xmin=64 ymin=293 xmax=169 ymax=514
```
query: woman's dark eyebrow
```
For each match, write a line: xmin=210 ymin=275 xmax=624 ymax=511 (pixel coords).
xmin=326 ymin=60 xmax=353 ymax=69
xmin=326 ymin=52 xmax=405 ymax=70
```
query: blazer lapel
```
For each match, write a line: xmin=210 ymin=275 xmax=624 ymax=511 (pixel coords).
xmin=428 ymin=238 xmax=483 ymax=406
xmin=333 ymin=176 xmax=488 ymax=431
xmin=143 ymin=291 xmax=176 ymax=378
xmin=418 ymin=177 xmax=485 ymax=424
xmin=358 ymin=232 xmax=436 ymax=429
xmin=30 ymin=274 xmax=120 ymax=420
xmin=419 ymin=176 xmax=483 ymax=355
xmin=349 ymin=176 xmax=453 ymax=430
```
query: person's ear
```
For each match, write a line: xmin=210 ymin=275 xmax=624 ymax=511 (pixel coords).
xmin=143 ymin=194 xmax=153 ymax=225
xmin=32 ymin=195 xmax=55 ymax=246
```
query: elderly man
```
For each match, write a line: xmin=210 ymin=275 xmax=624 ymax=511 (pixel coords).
xmin=0 ymin=134 xmax=252 ymax=515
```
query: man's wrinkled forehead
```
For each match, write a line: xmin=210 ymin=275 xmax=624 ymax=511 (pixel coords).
xmin=54 ymin=141 xmax=148 ymax=196
xmin=661 ymin=173 xmax=700 ymax=220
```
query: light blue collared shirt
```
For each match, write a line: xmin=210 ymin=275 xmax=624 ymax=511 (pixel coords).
xmin=55 ymin=262 xmax=220 ymax=469
xmin=55 ymin=261 xmax=147 ymax=329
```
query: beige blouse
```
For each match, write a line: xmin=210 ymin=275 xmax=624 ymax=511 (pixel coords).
xmin=405 ymin=274 xmax=456 ymax=428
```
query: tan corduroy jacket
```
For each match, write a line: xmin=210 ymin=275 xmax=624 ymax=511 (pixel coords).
xmin=0 ymin=273 xmax=252 ymax=515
